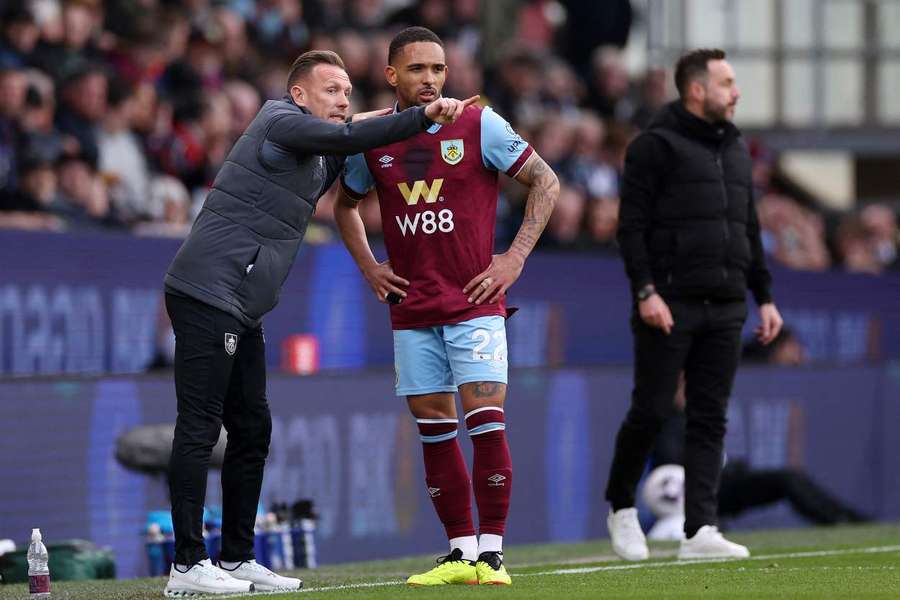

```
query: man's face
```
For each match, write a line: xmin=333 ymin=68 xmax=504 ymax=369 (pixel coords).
xmin=291 ymin=64 xmax=352 ymax=123
xmin=698 ymin=59 xmax=740 ymax=122
xmin=386 ymin=42 xmax=446 ymax=108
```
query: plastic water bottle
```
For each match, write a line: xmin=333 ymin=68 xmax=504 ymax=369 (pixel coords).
xmin=290 ymin=500 xmax=318 ymax=569
xmin=27 ymin=529 xmax=50 ymax=597
xmin=146 ymin=523 xmax=166 ymax=577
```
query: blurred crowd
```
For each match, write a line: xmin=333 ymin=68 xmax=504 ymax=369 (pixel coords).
xmin=0 ymin=0 xmax=897 ymax=275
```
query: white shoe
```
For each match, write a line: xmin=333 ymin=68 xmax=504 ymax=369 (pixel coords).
xmin=164 ymin=559 xmax=255 ymax=597
xmin=607 ymin=508 xmax=649 ymax=561
xmin=678 ymin=525 xmax=750 ymax=559
xmin=218 ymin=560 xmax=303 ymax=592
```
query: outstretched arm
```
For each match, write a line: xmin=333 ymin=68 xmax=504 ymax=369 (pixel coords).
xmin=463 ymin=152 xmax=559 ymax=304
xmin=267 ymin=96 xmax=479 ymax=157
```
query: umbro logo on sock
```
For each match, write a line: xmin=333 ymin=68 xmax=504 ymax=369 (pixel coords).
xmin=427 ymin=487 xmax=441 ymax=497
xmin=487 ymin=474 xmax=506 ymax=487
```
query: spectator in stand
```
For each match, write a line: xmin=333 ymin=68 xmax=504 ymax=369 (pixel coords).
xmin=133 ymin=175 xmax=193 ymax=238
xmin=184 ymin=24 xmax=226 ymax=91
xmin=0 ymin=66 xmax=28 ymax=202
xmin=215 ymin=7 xmax=255 ymax=80
xmin=533 ymin=116 xmax=575 ymax=174
xmin=541 ymin=183 xmax=586 ymax=250
xmin=835 ymin=215 xmax=882 ymax=275
xmin=586 ymin=196 xmax=620 ymax=253
xmin=53 ymin=153 xmax=120 ymax=231
xmin=631 ymin=67 xmax=668 ymax=130
xmin=565 ymin=113 xmax=618 ymax=200
xmin=0 ymin=5 xmax=41 ymax=68
xmin=0 ymin=153 xmax=64 ymax=231
xmin=443 ymin=41 xmax=483 ymax=102
xmin=223 ymin=80 xmax=262 ymax=140
xmin=97 ymin=77 xmax=152 ymax=223
xmin=56 ymin=61 xmax=107 ymax=167
xmin=0 ymin=0 xmax=892 ymax=279
xmin=587 ymin=46 xmax=634 ymax=122
xmin=31 ymin=0 xmax=105 ymax=82
xmin=757 ymin=194 xmax=831 ymax=271
xmin=540 ymin=59 xmax=583 ymax=117
xmin=488 ymin=49 xmax=544 ymax=128
xmin=154 ymin=91 xmax=208 ymax=192
xmin=247 ymin=0 xmax=310 ymax=59
xmin=18 ymin=71 xmax=77 ymax=182
xmin=860 ymin=203 xmax=899 ymax=271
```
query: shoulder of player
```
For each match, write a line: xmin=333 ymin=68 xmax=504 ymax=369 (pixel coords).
xmin=442 ymin=103 xmax=484 ymax=132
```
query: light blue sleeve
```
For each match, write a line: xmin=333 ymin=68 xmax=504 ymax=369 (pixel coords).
xmin=480 ymin=107 xmax=530 ymax=173
xmin=341 ymin=153 xmax=374 ymax=197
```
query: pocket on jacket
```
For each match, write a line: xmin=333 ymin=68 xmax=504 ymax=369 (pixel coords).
xmin=233 ymin=245 xmax=280 ymax=319
xmin=727 ymin=227 xmax=752 ymax=270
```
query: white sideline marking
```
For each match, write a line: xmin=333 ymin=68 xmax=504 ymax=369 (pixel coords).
xmin=207 ymin=544 xmax=900 ymax=596
xmin=283 ymin=544 xmax=900 ymax=594
xmin=517 ymin=545 xmax=900 ymax=577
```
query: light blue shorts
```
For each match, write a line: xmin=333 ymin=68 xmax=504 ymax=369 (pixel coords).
xmin=393 ymin=315 xmax=508 ymax=396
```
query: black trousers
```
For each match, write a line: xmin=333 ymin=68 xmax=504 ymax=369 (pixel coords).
xmin=606 ymin=299 xmax=746 ymax=537
xmin=165 ymin=292 xmax=272 ymax=565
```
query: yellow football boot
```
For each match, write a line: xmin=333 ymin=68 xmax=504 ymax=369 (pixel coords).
xmin=475 ymin=551 xmax=512 ymax=585
xmin=406 ymin=548 xmax=477 ymax=586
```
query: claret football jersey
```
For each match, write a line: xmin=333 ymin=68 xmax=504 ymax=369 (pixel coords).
xmin=341 ymin=105 xmax=533 ymax=330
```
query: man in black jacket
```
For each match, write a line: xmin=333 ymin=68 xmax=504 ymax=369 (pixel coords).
xmin=162 ymin=50 xmax=477 ymax=597
xmin=604 ymin=48 xmax=783 ymax=562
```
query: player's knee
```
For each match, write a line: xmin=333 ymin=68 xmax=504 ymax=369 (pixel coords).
xmin=464 ymin=406 xmax=506 ymax=438
xmin=460 ymin=381 xmax=507 ymax=406
xmin=416 ymin=417 xmax=459 ymax=444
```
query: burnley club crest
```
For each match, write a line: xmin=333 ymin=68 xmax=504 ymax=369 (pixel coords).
xmin=440 ymin=139 xmax=464 ymax=165
xmin=225 ymin=333 xmax=238 ymax=356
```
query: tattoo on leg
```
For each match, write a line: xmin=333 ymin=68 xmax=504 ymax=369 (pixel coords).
xmin=473 ymin=382 xmax=501 ymax=398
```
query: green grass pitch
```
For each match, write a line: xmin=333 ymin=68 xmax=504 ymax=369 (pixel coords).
xmin=2 ymin=524 xmax=898 ymax=599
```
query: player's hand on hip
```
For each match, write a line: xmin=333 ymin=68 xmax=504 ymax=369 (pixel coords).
xmin=639 ymin=294 xmax=674 ymax=335
xmin=351 ymin=107 xmax=392 ymax=122
xmin=755 ymin=302 xmax=783 ymax=345
xmin=464 ymin=252 xmax=524 ymax=305
xmin=363 ymin=260 xmax=409 ymax=304
xmin=425 ymin=95 xmax=480 ymax=124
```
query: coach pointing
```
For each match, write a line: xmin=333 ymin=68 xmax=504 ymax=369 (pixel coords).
xmin=161 ymin=49 xmax=477 ymax=597
xmin=605 ymin=49 xmax=783 ymax=562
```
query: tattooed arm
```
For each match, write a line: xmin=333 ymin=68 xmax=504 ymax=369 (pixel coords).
xmin=463 ymin=152 xmax=560 ymax=304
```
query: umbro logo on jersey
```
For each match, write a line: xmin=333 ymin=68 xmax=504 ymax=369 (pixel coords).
xmin=379 ymin=155 xmax=394 ymax=168
xmin=487 ymin=474 xmax=506 ymax=487
xmin=427 ymin=487 xmax=441 ymax=498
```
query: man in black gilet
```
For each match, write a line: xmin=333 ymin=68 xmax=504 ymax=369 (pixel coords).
xmin=604 ymin=48 xmax=783 ymax=562
xmin=162 ymin=50 xmax=477 ymax=597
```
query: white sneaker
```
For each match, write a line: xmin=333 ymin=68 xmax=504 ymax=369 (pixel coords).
xmin=164 ymin=559 xmax=255 ymax=597
xmin=678 ymin=525 xmax=750 ymax=560
xmin=218 ymin=560 xmax=303 ymax=592
xmin=607 ymin=508 xmax=649 ymax=561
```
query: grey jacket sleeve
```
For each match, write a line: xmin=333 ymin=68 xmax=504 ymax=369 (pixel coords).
xmin=265 ymin=107 xmax=432 ymax=156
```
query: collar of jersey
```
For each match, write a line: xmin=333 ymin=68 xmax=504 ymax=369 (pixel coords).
xmin=393 ymin=101 xmax=443 ymax=134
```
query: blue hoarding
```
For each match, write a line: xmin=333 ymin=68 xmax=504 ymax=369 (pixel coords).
xmin=0 ymin=365 xmax=896 ymax=578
